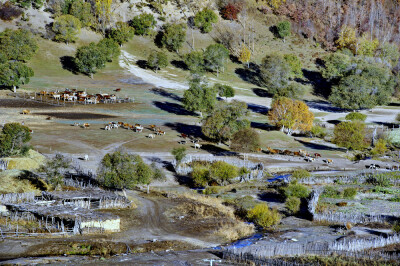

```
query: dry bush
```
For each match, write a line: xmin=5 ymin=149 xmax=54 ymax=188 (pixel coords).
xmin=214 ymin=221 xmax=255 ymax=241
xmin=0 ymin=2 xmax=22 ymax=21
xmin=336 ymin=202 xmax=348 ymax=207
xmin=177 ymin=202 xmax=222 ymax=219
xmin=178 ymin=192 xmax=235 ymax=219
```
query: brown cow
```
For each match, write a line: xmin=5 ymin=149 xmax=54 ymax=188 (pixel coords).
xmin=181 ymin=133 xmax=188 ymax=139
xmin=21 ymin=110 xmax=30 ymax=115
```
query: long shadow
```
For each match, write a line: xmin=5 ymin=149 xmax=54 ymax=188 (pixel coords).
xmin=302 ymin=69 xmax=331 ymax=98
xmin=235 ymin=63 xmax=261 ymax=86
xmin=200 ymin=144 xmax=237 ymax=156
xmin=247 ymin=103 xmax=269 ymax=115
xmin=136 ymin=60 xmax=148 ymax=69
xmin=60 ymin=56 xmax=78 ymax=74
xmin=153 ymin=101 xmax=197 ymax=116
xmin=150 ymin=88 xmax=182 ymax=102
xmin=304 ymin=99 xmax=347 ymax=113
xmin=373 ymin=121 xmax=398 ymax=128
xmin=164 ymin=122 xmax=203 ymax=139
xmin=251 ymin=122 xmax=275 ymax=131
xmin=295 ymin=138 xmax=347 ymax=152
xmin=253 ymin=88 xmax=273 ymax=98
xmin=171 ymin=60 xmax=188 ymax=70
xmin=326 ymin=119 xmax=342 ymax=125
xmin=258 ymin=191 xmax=283 ymax=203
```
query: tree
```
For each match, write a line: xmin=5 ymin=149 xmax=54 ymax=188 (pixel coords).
xmin=380 ymin=43 xmax=400 ymax=67
xmin=171 ymin=146 xmax=186 ymax=165
xmin=98 ymin=151 xmax=155 ymax=190
xmin=97 ymin=38 xmax=120 ymax=62
xmin=259 ymin=54 xmax=291 ymax=94
xmin=194 ymin=8 xmax=218 ymax=33
xmin=203 ymin=43 xmax=229 ymax=76
xmin=371 ymin=139 xmax=387 ymax=156
xmin=221 ymin=3 xmax=241 ymax=21
xmin=184 ymin=51 xmax=204 ymax=73
xmin=239 ymin=44 xmax=251 ymax=67
xmin=247 ymin=203 xmax=281 ymax=228
xmin=284 ymin=54 xmax=302 ymax=78
xmin=332 ymin=121 xmax=368 ymax=150
xmin=202 ymin=101 xmax=250 ymax=143
xmin=182 ymin=75 xmax=217 ymax=117
xmin=0 ymin=62 xmax=34 ymax=91
xmin=275 ymin=82 xmax=306 ymax=99
xmin=336 ymin=26 xmax=357 ymax=52
xmin=147 ymin=50 xmax=168 ymax=73
xmin=130 ymin=13 xmax=156 ymax=35
xmin=209 ymin=161 xmax=239 ymax=185
xmin=109 ymin=21 xmax=134 ymax=46
xmin=95 ymin=0 xmax=112 ymax=35
xmin=268 ymin=97 xmax=314 ymax=135
xmin=321 ymin=52 xmax=352 ymax=81
xmin=230 ymin=128 xmax=260 ymax=152
xmin=329 ymin=61 xmax=394 ymax=110
xmin=0 ymin=29 xmax=38 ymax=62
xmin=69 ymin=0 xmax=94 ymax=27
xmin=345 ymin=112 xmax=367 ymax=121
xmin=276 ymin=20 xmax=291 ymax=42
xmin=39 ymin=154 xmax=70 ymax=189
xmin=357 ymin=33 xmax=379 ymax=56
xmin=53 ymin=15 xmax=81 ymax=44
xmin=214 ymin=83 xmax=235 ymax=99
xmin=0 ymin=123 xmax=31 ymax=157
xmin=74 ymin=42 xmax=107 ymax=78
xmin=160 ymin=23 xmax=187 ymax=53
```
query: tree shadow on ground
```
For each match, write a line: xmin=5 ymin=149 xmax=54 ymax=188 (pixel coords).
xmin=326 ymin=119 xmax=342 ymax=125
xmin=171 ymin=60 xmax=188 ymax=70
xmin=164 ymin=122 xmax=203 ymax=139
xmin=60 ymin=56 xmax=79 ymax=74
xmin=373 ymin=121 xmax=399 ymax=128
xmin=304 ymin=99 xmax=347 ymax=113
xmin=235 ymin=63 xmax=262 ymax=86
xmin=150 ymin=88 xmax=182 ymax=102
xmin=136 ymin=60 xmax=148 ymax=69
xmin=200 ymin=144 xmax=238 ymax=156
xmin=258 ymin=191 xmax=283 ymax=203
xmin=251 ymin=122 xmax=275 ymax=131
xmin=302 ymin=69 xmax=331 ymax=99
xmin=153 ymin=101 xmax=197 ymax=116
xmin=247 ymin=103 xmax=269 ymax=115
xmin=252 ymin=88 xmax=273 ymax=98
xmin=295 ymin=138 xmax=347 ymax=152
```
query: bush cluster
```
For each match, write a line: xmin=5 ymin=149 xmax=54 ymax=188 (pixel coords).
xmin=247 ymin=203 xmax=281 ymax=228
xmin=191 ymin=161 xmax=239 ymax=187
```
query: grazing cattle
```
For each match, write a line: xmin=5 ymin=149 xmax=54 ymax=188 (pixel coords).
xmin=191 ymin=138 xmax=199 ymax=143
xmin=368 ymin=164 xmax=380 ymax=169
xmin=293 ymin=151 xmax=301 ymax=157
xmin=21 ymin=109 xmax=30 ymax=115
xmin=29 ymin=129 xmax=33 ymax=134
xmin=194 ymin=143 xmax=202 ymax=149
xmin=115 ymin=88 xmax=121 ymax=92
xmin=149 ymin=125 xmax=156 ymax=131
xmin=83 ymin=123 xmax=90 ymax=129
xmin=181 ymin=133 xmax=188 ymax=139
xmin=135 ymin=126 xmax=143 ymax=132
xmin=314 ymin=153 xmax=322 ymax=158
xmin=73 ymin=122 xmax=80 ymax=126
xmin=111 ymin=124 xmax=119 ymax=129
xmin=305 ymin=157 xmax=315 ymax=162
xmin=156 ymin=130 xmax=165 ymax=135
xmin=53 ymin=94 xmax=61 ymax=100
xmin=299 ymin=149 xmax=308 ymax=157
xmin=256 ymin=147 xmax=262 ymax=153
xmin=46 ymin=116 xmax=52 ymax=120
xmin=105 ymin=125 xmax=111 ymax=130
xmin=283 ymin=150 xmax=292 ymax=156
xmin=323 ymin=159 xmax=333 ymax=164
xmin=178 ymin=140 xmax=187 ymax=144
xmin=84 ymin=154 xmax=89 ymax=161
xmin=118 ymin=122 xmax=124 ymax=125
xmin=148 ymin=134 xmax=155 ymax=139
xmin=267 ymin=147 xmax=279 ymax=154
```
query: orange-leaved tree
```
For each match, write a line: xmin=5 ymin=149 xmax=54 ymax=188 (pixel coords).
xmin=268 ymin=97 xmax=314 ymax=135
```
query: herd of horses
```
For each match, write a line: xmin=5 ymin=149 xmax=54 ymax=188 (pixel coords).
xmin=262 ymin=147 xmax=333 ymax=164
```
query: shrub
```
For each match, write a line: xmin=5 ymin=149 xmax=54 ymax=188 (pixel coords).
xmin=276 ymin=20 xmax=291 ymax=40
xmin=371 ymin=138 xmax=387 ymax=156
xmin=345 ymin=112 xmax=367 ymax=121
xmin=282 ymin=183 xmax=310 ymax=199
xmin=343 ymin=187 xmax=357 ymax=199
xmin=285 ymin=196 xmax=300 ymax=214
xmin=129 ymin=13 xmax=156 ymax=35
xmin=337 ymin=202 xmax=348 ymax=207
xmin=171 ymin=147 xmax=186 ymax=164
xmin=392 ymin=221 xmax=400 ymax=233
xmin=247 ymin=203 xmax=281 ymax=228
xmin=209 ymin=161 xmax=239 ymax=184
xmin=365 ymin=174 xmax=392 ymax=187
xmin=292 ymin=169 xmax=311 ymax=179
xmin=0 ymin=1 xmax=22 ymax=21
xmin=191 ymin=165 xmax=210 ymax=187
xmin=310 ymin=125 xmax=327 ymax=138
xmin=387 ymin=129 xmax=400 ymax=147
xmin=194 ymin=8 xmax=218 ymax=33
xmin=322 ymin=186 xmax=343 ymax=198
xmin=332 ymin=121 xmax=368 ymax=150
xmin=203 ymin=186 xmax=221 ymax=195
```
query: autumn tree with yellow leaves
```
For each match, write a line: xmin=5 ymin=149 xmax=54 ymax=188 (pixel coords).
xmin=268 ymin=97 xmax=314 ymax=135
xmin=239 ymin=45 xmax=251 ymax=67
xmin=336 ymin=26 xmax=357 ymax=52
xmin=95 ymin=0 xmax=112 ymax=35
xmin=257 ymin=0 xmax=286 ymax=9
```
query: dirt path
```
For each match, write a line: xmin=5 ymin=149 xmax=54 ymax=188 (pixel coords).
xmin=115 ymin=190 xmax=220 ymax=248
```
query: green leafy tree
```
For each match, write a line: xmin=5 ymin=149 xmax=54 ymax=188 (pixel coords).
xmin=191 ymin=164 xmax=210 ymax=187
xmin=276 ymin=20 xmax=291 ymax=41
xmin=147 ymin=50 xmax=168 ymax=73
xmin=109 ymin=21 xmax=134 ymax=46
xmin=380 ymin=43 xmax=400 ymax=67
xmin=371 ymin=138 xmax=387 ymax=156
xmin=202 ymin=101 xmax=250 ymax=143
xmin=184 ymin=51 xmax=204 ymax=73
xmin=171 ymin=146 xmax=186 ymax=165
xmin=39 ymin=154 xmax=70 ymax=189
xmin=230 ymin=128 xmax=260 ymax=152
xmin=259 ymin=54 xmax=291 ymax=94
xmin=0 ymin=62 xmax=34 ymax=91
xmin=275 ymin=82 xmax=306 ymax=99
xmin=97 ymin=38 xmax=120 ymax=62
xmin=53 ymin=15 xmax=82 ymax=44
xmin=194 ymin=8 xmax=218 ymax=33
xmin=203 ymin=43 xmax=229 ymax=76
xmin=0 ymin=123 xmax=31 ymax=157
xmin=75 ymin=42 xmax=107 ymax=78
xmin=214 ymin=83 xmax=235 ymax=100
xmin=209 ymin=161 xmax=239 ymax=185
xmin=69 ymin=0 xmax=94 ymax=27
xmin=182 ymin=75 xmax=217 ymax=117
xmin=130 ymin=13 xmax=156 ymax=35
xmin=332 ymin=121 xmax=368 ymax=150
xmin=0 ymin=29 xmax=38 ymax=62
xmin=321 ymin=52 xmax=352 ymax=81
xmin=95 ymin=0 xmax=112 ymax=35
xmin=247 ymin=203 xmax=281 ymax=228
xmin=345 ymin=112 xmax=367 ymax=121
xmin=284 ymin=54 xmax=303 ymax=78
xmin=160 ymin=23 xmax=187 ymax=53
